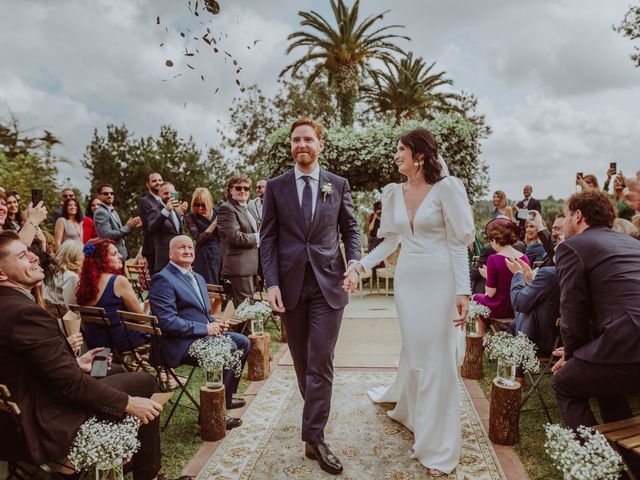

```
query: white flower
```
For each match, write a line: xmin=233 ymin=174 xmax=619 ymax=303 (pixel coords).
xmin=544 ymin=424 xmax=623 ymax=480
xmin=236 ymin=298 xmax=273 ymax=324
xmin=188 ymin=335 xmax=244 ymax=377
xmin=483 ymin=331 xmax=540 ymax=374
xmin=467 ymin=300 xmax=491 ymax=324
xmin=69 ymin=415 xmax=140 ymax=470
xmin=321 ymin=182 xmax=333 ymax=202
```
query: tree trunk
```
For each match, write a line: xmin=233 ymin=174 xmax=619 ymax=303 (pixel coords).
xmin=489 ymin=378 xmax=521 ymax=445
xmin=200 ymin=385 xmax=226 ymax=441
xmin=460 ymin=334 xmax=484 ymax=380
xmin=335 ymin=63 xmax=359 ymax=127
xmin=248 ymin=332 xmax=270 ymax=381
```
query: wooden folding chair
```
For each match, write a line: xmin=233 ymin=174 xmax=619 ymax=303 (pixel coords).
xmin=595 ymin=416 xmax=640 ymax=480
xmin=117 ymin=311 xmax=200 ymax=430
xmin=489 ymin=317 xmax=513 ymax=333
xmin=206 ymin=284 xmax=228 ymax=315
xmin=213 ymin=302 xmax=250 ymax=335
xmin=125 ymin=264 xmax=151 ymax=301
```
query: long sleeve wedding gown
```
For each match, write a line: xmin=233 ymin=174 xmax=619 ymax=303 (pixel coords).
xmin=360 ymin=177 xmax=475 ymax=474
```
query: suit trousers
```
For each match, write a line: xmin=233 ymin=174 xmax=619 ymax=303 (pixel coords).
xmin=283 ymin=263 xmax=344 ymax=444
xmin=100 ymin=372 xmax=161 ymax=480
xmin=228 ymin=275 xmax=256 ymax=307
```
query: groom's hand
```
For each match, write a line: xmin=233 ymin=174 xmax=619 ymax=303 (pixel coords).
xmin=267 ymin=286 xmax=285 ymax=313
xmin=342 ymin=264 xmax=359 ymax=293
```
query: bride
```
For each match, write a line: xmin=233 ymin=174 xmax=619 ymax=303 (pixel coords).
xmin=344 ymin=128 xmax=475 ymax=476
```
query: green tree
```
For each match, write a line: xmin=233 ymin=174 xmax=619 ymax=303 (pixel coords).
xmin=265 ymin=114 xmax=489 ymax=203
xmin=615 ymin=3 xmax=640 ymax=67
xmin=362 ymin=52 xmax=461 ymax=124
xmin=281 ymin=0 xmax=408 ymax=126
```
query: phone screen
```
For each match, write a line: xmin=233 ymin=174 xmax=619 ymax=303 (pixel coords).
xmin=170 ymin=191 xmax=179 ymax=200
xmin=31 ymin=188 xmax=43 ymax=206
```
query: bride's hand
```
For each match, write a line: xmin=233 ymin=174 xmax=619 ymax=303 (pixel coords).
xmin=454 ymin=295 xmax=469 ymax=329
xmin=342 ymin=265 xmax=360 ymax=293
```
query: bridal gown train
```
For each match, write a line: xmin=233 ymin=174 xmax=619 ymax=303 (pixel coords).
xmin=360 ymin=177 xmax=475 ymax=474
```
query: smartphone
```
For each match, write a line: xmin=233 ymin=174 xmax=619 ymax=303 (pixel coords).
xmin=610 ymin=162 xmax=617 ymax=171
xmin=170 ymin=191 xmax=179 ymax=201
xmin=516 ymin=209 xmax=532 ymax=221
xmin=576 ymin=172 xmax=584 ymax=179
xmin=31 ymin=188 xmax=43 ymax=206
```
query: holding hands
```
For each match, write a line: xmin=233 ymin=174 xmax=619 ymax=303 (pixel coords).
xmin=342 ymin=263 xmax=361 ymax=293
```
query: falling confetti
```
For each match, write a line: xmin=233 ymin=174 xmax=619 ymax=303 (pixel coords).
xmin=165 ymin=60 xmax=174 ymax=67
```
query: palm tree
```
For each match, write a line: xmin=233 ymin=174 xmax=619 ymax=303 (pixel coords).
xmin=281 ymin=0 xmax=409 ymax=127
xmin=362 ymin=52 xmax=462 ymax=124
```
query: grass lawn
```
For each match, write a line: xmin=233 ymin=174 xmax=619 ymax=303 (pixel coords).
xmin=478 ymin=357 xmax=640 ymax=480
xmin=156 ymin=320 xmax=284 ymax=478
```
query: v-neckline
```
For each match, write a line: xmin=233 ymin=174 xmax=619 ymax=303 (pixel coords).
xmin=400 ymin=183 xmax=434 ymax=235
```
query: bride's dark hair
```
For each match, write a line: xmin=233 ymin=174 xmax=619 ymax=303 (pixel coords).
xmin=399 ymin=128 xmax=444 ymax=184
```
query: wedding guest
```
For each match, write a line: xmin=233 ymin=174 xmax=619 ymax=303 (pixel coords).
xmin=83 ymin=197 xmax=101 ymax=244
xmin=50 ymin=188 xmax=75 ymax=227
xmin=625 ymin=170 xmax=640 ymax=211
xmin=612 ymin=218 xmax=639 ymax=237
xmin=76 ymin=239 xmax=149 ymax=353
xmin=367 ymin=201 xmax=383 ymax=252
xmin=218 ymin=175 xmax=260 ymax=306
xmin=248 ymin=179 xmax=267 ymax=221
xmin=54 ymin=197 xmax=83 ymax=249
xmin=44 ymin=240 xmax=83 ymax=305
xmin=576 ymin=173 xmax=599 ymax=192
xmin=185 ymin=187 xmax=221 ymax=285
xmin=491 ymin=190 xmax=514 ymax=220
xmin=515 ymin=184 xmax=542 ymax=214
xmin=0 ymin=231 xmax=163 ymax=479
xmin=552 ymin=190 xmax=640 ymax=445
xmin=606 ymin=173 xmax=635 ymax=220
xmin=524 ymin=219 xmax=547 ymax=264
xmin=94 ymin=183 xmax=142 ymax=260
xmin=5 ymin=191 xmax=23 ymax=231
xmin=473 ymin=216 xmax=530 ymax=334
xmin=0 ymin=190 xmax=48 ymax=249
xmin=146 ymin=182 xmax=188 ymax=273
xmin=137 ymin=172 xmax=164 ymax=269
xmin=470 ymin=237 xmax=527 ymax=294
xmin=551 ymin=212 xmax=565 ymax=244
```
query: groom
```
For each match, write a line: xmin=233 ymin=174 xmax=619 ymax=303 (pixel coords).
xmin=260 ymin=117 xmax=361 ymax=475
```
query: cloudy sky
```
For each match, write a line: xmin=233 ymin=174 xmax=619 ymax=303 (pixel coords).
xmin=1 ymin=0 xmax=639 ymax=201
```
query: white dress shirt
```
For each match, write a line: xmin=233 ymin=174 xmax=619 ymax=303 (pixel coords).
xmin=294 ymin=164 xmax=320 ymax=218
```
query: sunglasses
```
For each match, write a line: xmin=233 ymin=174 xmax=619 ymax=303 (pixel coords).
xmin=233 ymin=186 xmax=251 ymax=192
xmin=101 ymin=191 xmax=115 ymax=196
xmin=194 ymin=203 xmax=205 ymax=208
xmin=62 ymin=194 xmax=75 ymax=199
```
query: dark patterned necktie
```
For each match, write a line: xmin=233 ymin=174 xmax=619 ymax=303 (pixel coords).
xmin=301 ymin=175 xmax=312 ymax=230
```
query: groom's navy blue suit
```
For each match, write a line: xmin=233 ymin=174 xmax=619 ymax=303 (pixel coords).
xmin=261 ymin=167 xmax=361 ymax=443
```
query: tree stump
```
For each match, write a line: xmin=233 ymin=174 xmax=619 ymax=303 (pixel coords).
xmin=248 ymin=332 xmax=270 ymax=381
xmin=460 ymin=334 xmax=484 ymax=380
xmin=200 ymin=385 xmax=226 ymax=441
xmin=489 ymin=378 xmax=521 ymax=445
xmin=278 ymin=316 xmax=287 ymax=343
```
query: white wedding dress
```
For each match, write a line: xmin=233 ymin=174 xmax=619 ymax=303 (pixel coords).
xmin=360 ymin=177 xmax=475 ymax=474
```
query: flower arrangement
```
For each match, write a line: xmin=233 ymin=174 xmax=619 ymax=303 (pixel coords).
xmin=69 ymin=415 xmax=140 ymax=472
xmin=544 ymin=424 xmax=624 ymax=480
xmin=236 ymin=298 xmax=273 ymax=324
xmin=466 ymin=300 xmax=490 ymax=335
xmin=188 ymin=336 xmax=243 ymax=378
xmin=321 ymin=182 xmax=333 ymax=202
xmin=483 ymin=331 xmax=540 ymax=374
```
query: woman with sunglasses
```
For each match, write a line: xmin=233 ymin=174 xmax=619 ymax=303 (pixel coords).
xmin=185 ymin=187 xmax=222 ymax=285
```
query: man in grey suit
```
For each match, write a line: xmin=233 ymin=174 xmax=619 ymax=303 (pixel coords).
xmin=248 ymin=178 xmax=266 ymax=221
xmin=217 ymin=175 xmax=260 ymax=307
xmin=552 ymin=190 xmax=640 ymax=432
xmin=260 ymin=118 xmax=360 ymax=475
xmin=93 ymin=183 xmax=141 ymax=260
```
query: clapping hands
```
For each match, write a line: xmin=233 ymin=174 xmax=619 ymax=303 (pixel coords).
xmin=504 ymin=257 xmax=534 ymax=283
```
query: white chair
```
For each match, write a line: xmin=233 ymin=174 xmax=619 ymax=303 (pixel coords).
xmin=376 ymin=245 xmax=400 ymax=296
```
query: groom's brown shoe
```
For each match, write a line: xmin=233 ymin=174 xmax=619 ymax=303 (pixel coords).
xmin=305 ymin=442 xmax=343 ymax=475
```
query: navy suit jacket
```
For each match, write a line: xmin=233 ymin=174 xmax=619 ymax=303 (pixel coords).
xmin=510 ymin=268 xmax=560 ymax=355
xmin=137 ymin=193 xmax=162 ymax=259
xmin=147 ymin=205 xmax=182 ymax=273
xmin=149 ymin=263 xmax=211 ymax=368
xmin=555 ymin=225 xmax=640 ymax=364
xmin=260 ymin=168 xmax=361 ymax=310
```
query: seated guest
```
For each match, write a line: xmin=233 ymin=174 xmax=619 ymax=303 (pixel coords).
xmin=471 ymin=234 xmax=527 ymax=294
xmin=552 ymin=191 xmax=640 ymax=434
xmin=83 ymin=197 xmax=101 ymax=244
xmin=473 ymin=216 xmax=530 ymax=334
xmin=149 ymin=235 xmax=249 ymax=429
xmin=44 ymin=240 xmax=83 ymax=305
xmin=54 ymin=197 xmax=83 ymax=249
xmin=491 ymin=190 xmax=514 ymax=220
xmin=524 ymin=219 xmax=548 ymax=264
xmin=184 ymin=187 xmax=221 ymax=285
xmin=76 ymin=239 xmax=149 ymax=352
xmin=0 ymin=231 xmax=163 ymax=480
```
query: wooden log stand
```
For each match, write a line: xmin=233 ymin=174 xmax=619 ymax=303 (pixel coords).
xmin=200 ymin=385 xmax=226 ymax=441
xmin=460 ymin=334 xmax=484 ymax=380
xmin=489 ymin=378 xmax=521 ymax=445
xmin=248 ymin=332 xmax=271 ymax=381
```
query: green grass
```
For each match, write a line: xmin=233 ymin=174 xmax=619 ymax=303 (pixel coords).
xmin=156 ymin=321 xmax=284 ymax=478
xmin=478 ymin=357 xmax=640 ymax=480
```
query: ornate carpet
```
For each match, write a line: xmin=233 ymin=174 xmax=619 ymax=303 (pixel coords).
xmin=196 ymin=371 xmax=505 ymax=479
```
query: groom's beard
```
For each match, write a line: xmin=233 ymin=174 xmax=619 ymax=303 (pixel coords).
xmin=294 ymin=151 xmax=317 ymax=167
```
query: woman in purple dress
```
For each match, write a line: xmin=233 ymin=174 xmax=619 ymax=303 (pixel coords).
xmin=473 ymin=216 xmax=530 ymax=335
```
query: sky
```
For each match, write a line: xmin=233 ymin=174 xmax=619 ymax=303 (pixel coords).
xmin=1 ymin=0 xmax=639 ymax=202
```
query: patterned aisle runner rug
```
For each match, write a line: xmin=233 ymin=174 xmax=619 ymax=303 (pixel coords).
xmin=197 ymin=371 xmax=505 ymax=480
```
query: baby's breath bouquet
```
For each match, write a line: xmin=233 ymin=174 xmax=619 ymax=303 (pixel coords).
xmin=483 ymin=331 xmax=540 ymax=374
xmin=188 ymin=335 xmax=243 ymax=378
xmin=466 ymin=300 xmax=490 ymax=335
xmin=69 ymin=415 xmax=140 ymax=479
xmin=236 ymin=298 xmax=273 ymax=323
xmin=544 ymin=424 xmax=624 ymax=480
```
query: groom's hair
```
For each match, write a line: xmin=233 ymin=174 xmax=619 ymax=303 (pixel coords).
xmin=290 ymin=117 xmax=324 ymax=141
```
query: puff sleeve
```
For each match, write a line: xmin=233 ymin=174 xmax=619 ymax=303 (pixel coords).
xmin=440 ymin=177 xmax=476 ymax=295
xmin=360 ymin=184 xmax=401 ymax=272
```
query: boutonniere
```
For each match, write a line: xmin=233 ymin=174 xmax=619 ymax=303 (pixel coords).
xmin=321 ymin=182 xmax=333 ymax=202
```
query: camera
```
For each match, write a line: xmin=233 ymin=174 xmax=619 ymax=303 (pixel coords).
xmin=516 ymin=209 xmax=533 ymax=221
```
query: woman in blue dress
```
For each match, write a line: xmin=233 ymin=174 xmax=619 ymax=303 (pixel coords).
xmin=185 ymin=187 xmax=222 ymax=285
